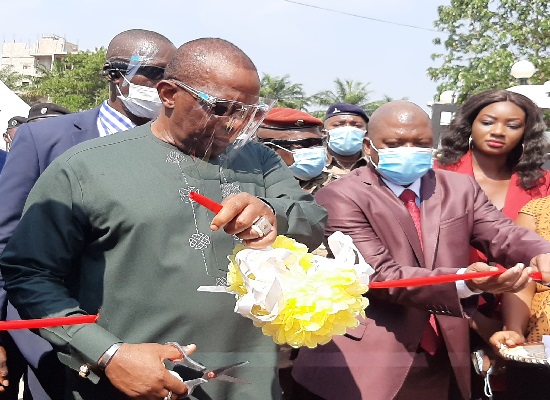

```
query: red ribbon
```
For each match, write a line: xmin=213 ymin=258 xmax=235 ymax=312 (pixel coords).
xmin=0 ymin=314 xmax=98 ymax=331
xmin=369 ymin=270 xmax=543 ymax=289
xmin=189 ymin=192 xmax=223 ymax=214
xmin=187 ymin=191 xmax=546 ymax=291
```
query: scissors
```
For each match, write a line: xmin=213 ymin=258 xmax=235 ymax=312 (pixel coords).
xmin=165 ymin=342 xmax=249 ymax=398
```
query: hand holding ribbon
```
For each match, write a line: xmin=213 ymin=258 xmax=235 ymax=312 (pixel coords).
xmin=369 ymin=263 xmax=541 ymax=290
xmin=190 ymin=191 xmax=276 ymax=248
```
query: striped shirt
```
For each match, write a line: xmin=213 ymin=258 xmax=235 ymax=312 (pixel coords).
xmin=96 ymin=101 xmax=136 ymax=137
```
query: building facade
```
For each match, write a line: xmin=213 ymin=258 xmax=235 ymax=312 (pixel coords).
xmin=1 ymin=34 xmax=78 ymax=85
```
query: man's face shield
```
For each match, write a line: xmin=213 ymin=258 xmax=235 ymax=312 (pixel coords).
xmin=168 ymin=79 xmax=275 ymax=164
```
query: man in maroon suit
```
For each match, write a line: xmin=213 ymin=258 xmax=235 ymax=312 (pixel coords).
xmin=291 ymin=101 xmax=550 ymax=400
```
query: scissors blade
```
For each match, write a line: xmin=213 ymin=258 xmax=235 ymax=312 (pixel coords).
xmin=214 ymin=375 xmax=250 ymax=384
xmin=209 ymin=360 xmax=249 ymax=376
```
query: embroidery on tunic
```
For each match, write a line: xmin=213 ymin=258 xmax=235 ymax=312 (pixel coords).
xmin=220 ymin=182 xmax=241 ymax=198
xmin=189 ymin=233 xmax=211 ymax=250
xmin=166 ymin=151 xmax=185 ymax=164
xmin=169 ymin=150 xmax=242 ymax=285
xmin=216 ymin=276 xmax=228 ymax=286
xmin=179 ymin=187 xmax=199 ymax=203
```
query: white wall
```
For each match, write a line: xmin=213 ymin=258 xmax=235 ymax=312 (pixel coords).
xmin=0 ymin=80 xmax=30 ymax=132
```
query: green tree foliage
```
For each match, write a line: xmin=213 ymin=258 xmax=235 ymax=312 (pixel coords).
xmin=428 ymin=0 xmax=550 ymax=102
xmin=310 ymin=79 xmax=398 ymax=119
xmin=312 ymin=78 xmax=373 ymax=109
xmin=32 ymin=48 xmax=109 ymax=111
xmin=0 ymin=66 xmax=26 ymax=91
xmin=260 ymin=74 xmax=310 ymax=110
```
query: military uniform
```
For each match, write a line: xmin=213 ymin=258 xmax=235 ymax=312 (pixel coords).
xmin=301 ymin=155 xmax=367 ymax=194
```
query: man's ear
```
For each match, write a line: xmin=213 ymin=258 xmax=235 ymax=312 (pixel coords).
xmin=363 ymin=136 xmax=371 ymax=156
xmin=157 ymin=81 xmax=178 ymax=109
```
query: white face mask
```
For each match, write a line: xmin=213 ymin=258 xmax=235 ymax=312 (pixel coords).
xmin=116 ymin=82 xmax=162 ymax=120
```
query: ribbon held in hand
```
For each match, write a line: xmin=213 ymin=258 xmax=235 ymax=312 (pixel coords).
xmin=189 ymin=191 xmax=223 ymax=214
xmin=369 ymin=270 xmax=543 ymax=289
xmin=0 ymin=315 xmax=98 ymax=331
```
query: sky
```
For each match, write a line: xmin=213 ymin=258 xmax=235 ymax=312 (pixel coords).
xmin=1 ymin=0 xmax=450 ymax=112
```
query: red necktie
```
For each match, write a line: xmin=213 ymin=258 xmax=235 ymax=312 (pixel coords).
xmin=399 ymin=189 xmax=441 ymax=355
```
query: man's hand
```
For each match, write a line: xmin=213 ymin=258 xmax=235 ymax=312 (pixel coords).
xmin=210 ymin=193 xmax=277 ymax=248
xmin=0 ymin=346 xmax=9 ymax=392
xmin=105 ymin=343 xmax=195 ymax=399
xmin=529 ymin=253 xmax=550 ymax=284
xmin=489 ymin=330 xmax=525 ymax=352
xmin=465 ymin=262 xmax=532 ymax=294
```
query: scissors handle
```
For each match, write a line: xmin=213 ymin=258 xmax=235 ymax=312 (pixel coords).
xmin=178 ymin=377 xmax=208 ymax=399
xmin=165 ymin=342 xmax=206 ymax=372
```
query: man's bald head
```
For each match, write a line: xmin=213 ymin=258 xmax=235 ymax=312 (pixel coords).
xmin=368 ymin=100 xmax=431 ymax=140
xmin=164 ymin=38 xmax=257 ymax=87
xmin=364 ymin=100 xmax=434 ymax=167
xmin=106 ymin=29 xmax=174 ymax=60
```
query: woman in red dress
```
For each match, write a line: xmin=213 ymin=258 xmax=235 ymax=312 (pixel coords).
xmin=435 ymin=89 xmax=550 ymax=399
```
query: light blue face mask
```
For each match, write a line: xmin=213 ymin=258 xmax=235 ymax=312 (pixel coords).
xmin=327 ymin=126 xmax=366 ymax=155
xmin=289 ymin=146 xmax=327 ymax=181
xmin=368 ymin=140 xmax=433 ymax=185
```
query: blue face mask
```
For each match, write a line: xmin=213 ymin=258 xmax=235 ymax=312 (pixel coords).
xmin=369 ymin=140 xmax=433 ymax=185
xmin=289 ymin=146 xmax=327 ymax=181
xmin=327 ymin=126 xmax=366 ymax=155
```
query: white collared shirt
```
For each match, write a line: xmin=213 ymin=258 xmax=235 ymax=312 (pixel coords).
xmin=96 ymin=101 xmax=136 ymax=137
xmin=382 ymin=176 xmax=479 ymax=298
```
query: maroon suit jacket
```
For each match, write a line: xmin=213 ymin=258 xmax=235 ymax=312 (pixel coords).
xmin=292 ymin=166 xmax=550 ymax=400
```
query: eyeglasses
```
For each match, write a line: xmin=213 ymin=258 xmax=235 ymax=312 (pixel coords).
xmin=168 ymin=79 xmax=269 ymax=118
xmin=257 ymin=137 xmax=326 ymax=151
xmin=107 ymin=61 xmax=165 ymax=81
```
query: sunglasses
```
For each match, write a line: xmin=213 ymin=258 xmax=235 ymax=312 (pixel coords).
xmin=168 ymin=79 xmax=269 ymax=118
xmin=134 ymin=65 xmax=165 ymax=80
xmin=257 ymin=137 xmax=326 ymax=151
xmin=107 ymin=61 xmax=166 ymax=81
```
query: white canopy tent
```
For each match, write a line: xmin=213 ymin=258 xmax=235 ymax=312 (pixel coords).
xmin=0 ymin=79 xmax=29 ymax=132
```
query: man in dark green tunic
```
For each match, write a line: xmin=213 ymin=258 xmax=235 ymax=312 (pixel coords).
xmin=0 ymin=38 xmax=328 ymax=400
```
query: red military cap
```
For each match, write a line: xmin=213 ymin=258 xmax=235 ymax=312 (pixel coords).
xmin=261 ymin=108 xmax=323 ymax=129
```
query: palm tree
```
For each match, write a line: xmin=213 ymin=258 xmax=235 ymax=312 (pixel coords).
xmin=312 ymin=79 xmax=373 ymax=110
xmin=260 ymin=74 xmax=310 ymax=110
